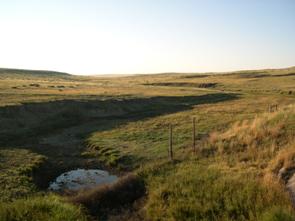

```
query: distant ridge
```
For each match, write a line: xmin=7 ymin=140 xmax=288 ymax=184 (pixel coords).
xmin=128 ymin=66 xmax=295 ymax=77
xmin=0 ymin=66 xmax=294 ymax=77
xmin=228 ymin=66 xmax=295 ymax=74
xmin=0 ymin=68 xmax=71 ymax=78
xmin=163 ymin=66 xmax=295 ymax=78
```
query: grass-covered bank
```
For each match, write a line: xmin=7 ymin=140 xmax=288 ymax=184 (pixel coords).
xmin=0 ymin=148 xmax=46 ymax=202
xmin=0 ymin=149 xmax=87 ymax=220
xmin=141 ymin=160 xmax=294 ymax=221
xmin=86 ymin=103 xmax=295 ymax=220
xmin=0 ymin=67 xmax=295 ymax=220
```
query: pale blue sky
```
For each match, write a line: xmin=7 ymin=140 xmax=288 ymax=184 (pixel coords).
xmin=0 ymin=0 xmax=294 ymax=75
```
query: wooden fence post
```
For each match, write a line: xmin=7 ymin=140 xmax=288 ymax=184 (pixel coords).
xmin=193 ymin=117 xmax=196 ymax=153
xmin=169 ymin=124 xmax=173 ymax=161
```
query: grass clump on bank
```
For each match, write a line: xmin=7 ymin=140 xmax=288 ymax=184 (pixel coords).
xmin=0 ymin=148 xmax=46 ymax=202
xmin=270 ymin=145 xmax=295 ymax=173
xmin=144 ymin=160 xmax=294 ymax=221
xmin=266 ymin=144 xmax=295 ymax=182
xmin=82 ymin=142 xmax=123 ymax=167
xmin=204 ymin=106 xmax=295 ymax=164
xmin=0 ymin=195 xmax=87 ymax=221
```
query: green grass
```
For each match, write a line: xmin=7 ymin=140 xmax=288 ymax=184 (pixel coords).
xmin=0 ymin=67 xmax=295 ymax=220
xmin=141 ymin=160 xmax=294 ymax=221
xmin=0 ymin=148 xmax=46 ymax=202
xmin=0 ymin=195 xmax=87 ymax=221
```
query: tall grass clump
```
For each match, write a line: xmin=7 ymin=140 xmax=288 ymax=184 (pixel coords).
xmin=0 ymin=195 xmax=87 ymax=221
xmin=205 ymin=106 xmax=295 ymax=161
xmin=267 ymin=144 xmax=295 ymax=181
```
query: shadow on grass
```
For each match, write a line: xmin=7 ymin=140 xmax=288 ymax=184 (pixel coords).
xmin=0 ymin=93 xmax=238 ymax=144
xmin=0 ymin=93 xmax=239 ymax=188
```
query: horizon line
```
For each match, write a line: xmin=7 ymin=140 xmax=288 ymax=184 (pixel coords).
xmin=0 ymin=65 xmax=295 ymax=76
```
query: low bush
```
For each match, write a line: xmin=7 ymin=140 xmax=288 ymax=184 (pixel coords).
xmin=69 ymin=173 xmax=145 ymax=216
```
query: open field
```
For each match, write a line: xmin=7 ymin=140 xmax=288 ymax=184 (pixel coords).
xmin=0 ymin=67 xmax=295 ymax=220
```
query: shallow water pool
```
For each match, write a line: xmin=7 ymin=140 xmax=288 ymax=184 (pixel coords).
xmin=48 ymin=169 xmax=118 ymax=192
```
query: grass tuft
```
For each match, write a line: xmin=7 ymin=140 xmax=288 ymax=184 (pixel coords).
xmin=0 ymin=148 xmax=46 ymax=202
xmin=0 ymin=195 xmax=87 ymax=221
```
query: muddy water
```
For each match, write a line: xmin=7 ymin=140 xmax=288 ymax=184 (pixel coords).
xmin=48 ymin=169 xmax=118 ymax=192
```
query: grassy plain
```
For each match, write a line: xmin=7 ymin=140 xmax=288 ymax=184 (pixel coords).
xmin=0 ymin=67 xmax=295 ymax=220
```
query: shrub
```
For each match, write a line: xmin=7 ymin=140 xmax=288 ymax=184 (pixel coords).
xmin=69 ymin=174 xmax=145 ymax=216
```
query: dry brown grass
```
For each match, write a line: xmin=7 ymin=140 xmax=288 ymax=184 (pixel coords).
xmin=68 ymin=174 xmax=145 ymax=217
xmin=268 ymin=145 xmax=295 ymax=175
xmin=206 ymin=110 xmax=290 ymax=155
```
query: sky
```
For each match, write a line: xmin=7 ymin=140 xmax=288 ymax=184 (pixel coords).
xmin=0 ymin=0 xmax=294 ymax=75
